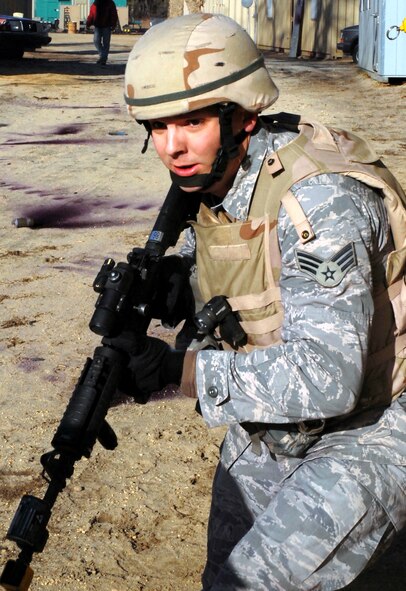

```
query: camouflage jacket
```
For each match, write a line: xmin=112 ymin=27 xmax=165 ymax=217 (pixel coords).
xmin=181 ymin=119 xmax=406 ymax=472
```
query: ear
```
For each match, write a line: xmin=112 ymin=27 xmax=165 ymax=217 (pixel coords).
xmin=243 ymin=111 xmax=258 ymax=134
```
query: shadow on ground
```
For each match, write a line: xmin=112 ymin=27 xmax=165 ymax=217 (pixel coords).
xmin=0 ymin=33 xmax=135 ymax=76
xmin=0 ymin=56 xmax=126 ymax=77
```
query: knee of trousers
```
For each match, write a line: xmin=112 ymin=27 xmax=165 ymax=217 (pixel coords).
xmin=206 ymin=458 xmax=393 ymax=591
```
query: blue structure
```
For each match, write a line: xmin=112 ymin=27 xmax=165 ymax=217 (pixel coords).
xmin=359 ymin=0 xmax=406 ymax=82
xmin=35 ymin=0 xmax=62 ymax=22
xmin=34 ymin=0 xmax=127 ymax=23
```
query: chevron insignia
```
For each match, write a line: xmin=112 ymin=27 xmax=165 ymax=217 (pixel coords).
xmin=295 ymin=242 xmax=357 ymax=287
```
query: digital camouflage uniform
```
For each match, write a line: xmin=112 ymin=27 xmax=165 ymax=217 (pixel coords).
xmin=181 ymin=123 xmax=406 ymax=591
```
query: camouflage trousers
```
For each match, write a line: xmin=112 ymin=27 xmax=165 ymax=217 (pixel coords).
xmin=202 ymin=446 xmax=402 ymax=591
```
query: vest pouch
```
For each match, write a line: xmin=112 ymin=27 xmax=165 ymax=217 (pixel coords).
xmin=191 ymin=215 xmax=283 ymax=350
xmin=365 ymin=244 xmax=406 ymax=402
xmin=386 ymin=245 xmax=406 ymax=336
xmin=387 ymin=244 xmax=406 ymax=398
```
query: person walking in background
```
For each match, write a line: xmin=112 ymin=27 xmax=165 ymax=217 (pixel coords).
xmin=86 ymin=0 xmax=118 ymax=66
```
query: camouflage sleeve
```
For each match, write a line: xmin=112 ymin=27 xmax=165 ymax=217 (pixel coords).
xmin=178 ymin=226 xmax=196 ymax=259
xmin=196 ymin=173 xmax=390 ymax=428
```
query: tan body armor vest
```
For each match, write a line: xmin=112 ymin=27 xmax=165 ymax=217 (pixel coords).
xmin=192 ymin=114 xmax=406 ymax=401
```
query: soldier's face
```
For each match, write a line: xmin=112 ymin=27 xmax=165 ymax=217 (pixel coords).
xmin=149 ymin=107 xmax=256 ymax=196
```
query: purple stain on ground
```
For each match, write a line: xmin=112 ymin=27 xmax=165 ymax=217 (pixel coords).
xmin=44 ymin=374 xmax=64 ymax=383
xmin=3 ymin=178 xmax=157 ymax=229
xmin=22 ymin=203 xmax=86 ymax=228
xmin=3 ymin=123 xmax=127 ymax=146
xmin=136 ymin=203 xmax=156 ymax=211
xmin=4 ymin=138 xmax=128 ymax=146
xmin=15 ymin=200 xmax=155 ymax=229
xmin=8 ymin=185 xmax=26 ymax=191
xmin=2 ymin=121 xmax=128 ymax=146
xmin=37 ymin=191 xmax=56 ymax=197
xmin=71 ymin=258 xmax=97 ymax=267
xmin=53 ymin=264 xmax=93 ymax=273
xmin=51 ymin=257 xmax=98 ymax=273
xmin=17 ymin=357 xmax=45 ymax=372
xmin=53 ymin=125 xmax=83 ymax=135
xmin=33 ymin=104 xmax=122 ymax=111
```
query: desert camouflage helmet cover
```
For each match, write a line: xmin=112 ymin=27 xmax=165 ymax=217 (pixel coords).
xmin=124 ymin=13 xmax=279 ymax=120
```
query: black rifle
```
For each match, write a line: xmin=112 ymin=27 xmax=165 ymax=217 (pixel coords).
xmin=0 ymin=184 xmax=201 ymax=591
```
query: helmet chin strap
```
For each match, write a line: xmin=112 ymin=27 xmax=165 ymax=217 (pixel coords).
xmin=169 ymin=144 xmax=229 ymax=189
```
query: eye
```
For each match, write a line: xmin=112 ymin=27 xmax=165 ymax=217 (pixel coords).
xmin=185 ymin=117 xmax=205 ymax=128
xmin=150 ymin=121 xmax=167 ymax=130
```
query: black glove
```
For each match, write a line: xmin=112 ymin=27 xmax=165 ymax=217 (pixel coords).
xmin=130 ymin=249 xmax=195 ymax=328
xmin=103 ymin=334 xmax=185 ymax=402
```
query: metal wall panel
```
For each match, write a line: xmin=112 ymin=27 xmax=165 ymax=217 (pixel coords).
xmin=203 ymin=0 xmax=254 ymax=37
xmin=203 ymin=0 xmax=360 ymax=57
xmin=257 ymin=0 xmax=293 ymax=50
xmin=34 ymin=0 xmax=60 ymax=22
xmin=294 ymin=0 xmax=360 ymax=57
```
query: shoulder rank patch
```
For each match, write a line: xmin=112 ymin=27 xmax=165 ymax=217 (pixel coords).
xmin=295 ymin=242 xmax=357 ymax=287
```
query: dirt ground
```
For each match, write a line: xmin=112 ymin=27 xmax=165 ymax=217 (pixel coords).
xmin=0 ymin=31 xmax=405 ymax=591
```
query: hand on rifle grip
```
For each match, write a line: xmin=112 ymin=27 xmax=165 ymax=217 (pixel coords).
xmin=104 ymin=335 xmax=185 ymax=401
xmin=129 ymin=249 xmax=195 ymax=328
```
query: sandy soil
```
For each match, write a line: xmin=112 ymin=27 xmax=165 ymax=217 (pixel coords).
xmin=0 ymin=32 xmax=405 ymax=591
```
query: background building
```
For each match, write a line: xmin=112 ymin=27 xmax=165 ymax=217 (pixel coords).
xmin=0 ymin=0 xmax=361 ymax=59
xmin=202 ymin=0 xmax=360 ymax=58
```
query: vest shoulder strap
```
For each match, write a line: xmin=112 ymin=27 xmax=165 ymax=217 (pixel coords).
xmin=250 ymin=113 xmax=406 ymax=250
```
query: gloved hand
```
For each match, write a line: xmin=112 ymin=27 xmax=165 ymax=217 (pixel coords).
xmin=129 ymin=250 xmax=195 ymax=328
xmin=103 ymin=333 xmax=185 ymax=402
xmin=151 ymin=255 xmax=195 ymax=328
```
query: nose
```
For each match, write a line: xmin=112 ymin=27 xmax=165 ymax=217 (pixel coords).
xmin=165 ymin=124 xmax=186 ymax=157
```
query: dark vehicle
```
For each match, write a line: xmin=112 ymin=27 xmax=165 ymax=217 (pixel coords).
xmin=337 ymin=24 xmax=359 ymax=64
xmin=121 ymin=18 xmax=164 ymax=34
xmin=122 ymin=23 xmax=146 ymax=34
xmin=0 ymin=14 xmax=51 ymax=59
xmin=122 ymin=20 xmax=149 ymax=34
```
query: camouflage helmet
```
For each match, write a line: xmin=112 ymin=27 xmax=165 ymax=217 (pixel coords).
xmin=124 ymin=12 xmax=279 ymax=120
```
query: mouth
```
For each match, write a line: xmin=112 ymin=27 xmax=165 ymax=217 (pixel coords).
xmin=171 ymin=163 xmax=200 ymax=177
